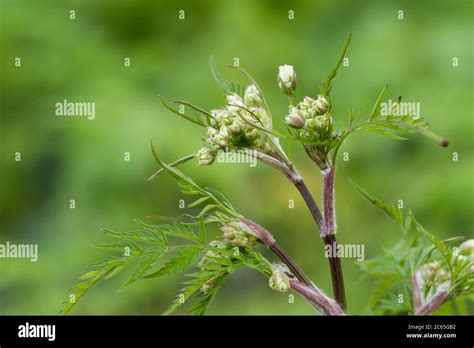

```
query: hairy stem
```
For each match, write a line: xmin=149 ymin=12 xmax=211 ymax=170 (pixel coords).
xmin=289 ymin=278 xmax=345 ymax=315
xmin=414 ymin=291 xmax=449 ymax=316
xmin=256 ymin=151 xmax=346 ymax=309
xmin=242 ymin=219 xmax=344 ymax=315
xmin=321 ymin=166 xmax=346 ymax=310
xmin=322 ymin=167 xmax=336 ymax=236
xmin=242 ymin=219 xmax=313 ymax=287
xmin=293 ymin=180 xmax=324 ymax=229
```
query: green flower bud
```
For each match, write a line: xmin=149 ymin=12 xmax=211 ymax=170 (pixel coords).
xmin=285 ymin=108 xmax=305 ymax=129
xmin=244 ymin=85 xmax=262 ymax=107
xmin=196 ymin=147 xmax=216 ymax=166
xmin=278 ymin=65 xmax=296 ymax=96
xmin=269 ymin=269 xmax=290 ymax=292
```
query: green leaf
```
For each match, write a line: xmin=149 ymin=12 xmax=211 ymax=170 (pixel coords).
xmin=149 ymin=141 xmax=240 ymax=219
xmin=144 ymin=246 xmax=201 ymax=279
xmin=209 ymin=57 xmax=244 ymax=97
xmin=349 ymin=180 xmax=404 ymax=227
xmin=369 ymin=84 xmax=389 ymax=121
xmin=188 ymin=196 xmax=211 ymax=208
xmin=60 ymin=257 xmax=128 ymax=314
xmin=119 ymin=251 xmax=162 ymax=291
xmin=159 ymin=96 xmax=207 ymax=127
xmin=189 ymin=274 xmax=229 ymax=315
xmin=363 ymin=128 xmax=407 ymax=141
xmin=146 ymin=153 xmax=196 ymax=183
xmin=321 ymin=34 xmax=352 ymax=97
xmin=356 ymin=115 xmax=449 ymax=147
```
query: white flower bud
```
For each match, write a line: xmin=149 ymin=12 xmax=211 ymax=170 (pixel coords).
xmin=285 ymin=109 xmax=305 ymax=129
xmin=244 ymin=85 xmax=262 ymax=107
xmin=249 ymin=107 xmax=269 ymax=125
xmin=277 ymin=65 xmax=296 ymax=96
xmin=459 ymin=239 xmax=474 ymax=256
xmin=244 ymin=128 xmax=259 ymax=142
xmin=212 ymin=108 xmax=233 ymax=126
xmin=226 ymin=94 xmax=246 ymax=112
xmin=314 ymin=95 xmax=329 ymax=115
xmin=211 ymin=127 xmax=230 ymax=147
xmin=196 ymin=147 xmax=216 ymax=166
xmin=268 ymin=269 xmax=290 ymax=292
xmin=301 ymin=96 xmax=315 ymax=110
xmin=227 ymin=118 xmax=245 ymax=135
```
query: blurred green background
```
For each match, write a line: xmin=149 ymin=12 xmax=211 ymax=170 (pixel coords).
xmin=0 ymin=0 xmax=472 ymax=315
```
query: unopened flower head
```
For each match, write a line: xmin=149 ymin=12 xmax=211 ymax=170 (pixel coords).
xmin=298 ymin=95 xmax=329 ymax=118
xmin=418 ymin=261 xmax=450 ymax=289
xmin=201 ymin=92 xmax=274 ymax=156
xmin=285 ymin=108 xmax=305 ymax=129
xmin=196 ymin=147 xmax=216 ymax=166
xmin=278 ymin=65 xmax=296 ymax=96
xmin=314 ymin=95 xmax=329 ymax=115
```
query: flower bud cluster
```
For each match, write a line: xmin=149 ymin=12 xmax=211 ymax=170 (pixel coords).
xmin=221 ymin=222 xmax=256 ymax=248
xmin=416 ymin=260 xmax=451 ymax=305
xmin=285 ymin=95 xmax=332 ymax=134
xmin=197 ymin=85 xmax=272 ymax=165
xmin=198 ymin=222 xmax=257 ymax=268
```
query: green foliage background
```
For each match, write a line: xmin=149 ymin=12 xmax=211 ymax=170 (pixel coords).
xmin=0 ymin=0 xmax=472 ymax=314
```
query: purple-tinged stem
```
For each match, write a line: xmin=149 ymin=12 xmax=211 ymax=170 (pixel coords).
xmin=289 ymin=278 xmax=345 ymax=315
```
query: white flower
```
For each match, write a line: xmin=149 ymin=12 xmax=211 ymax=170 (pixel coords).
xmin=244 ymin=85 xmax=262 ymax=106
xmin=277 ymin=64 xmax=296 ymax=95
